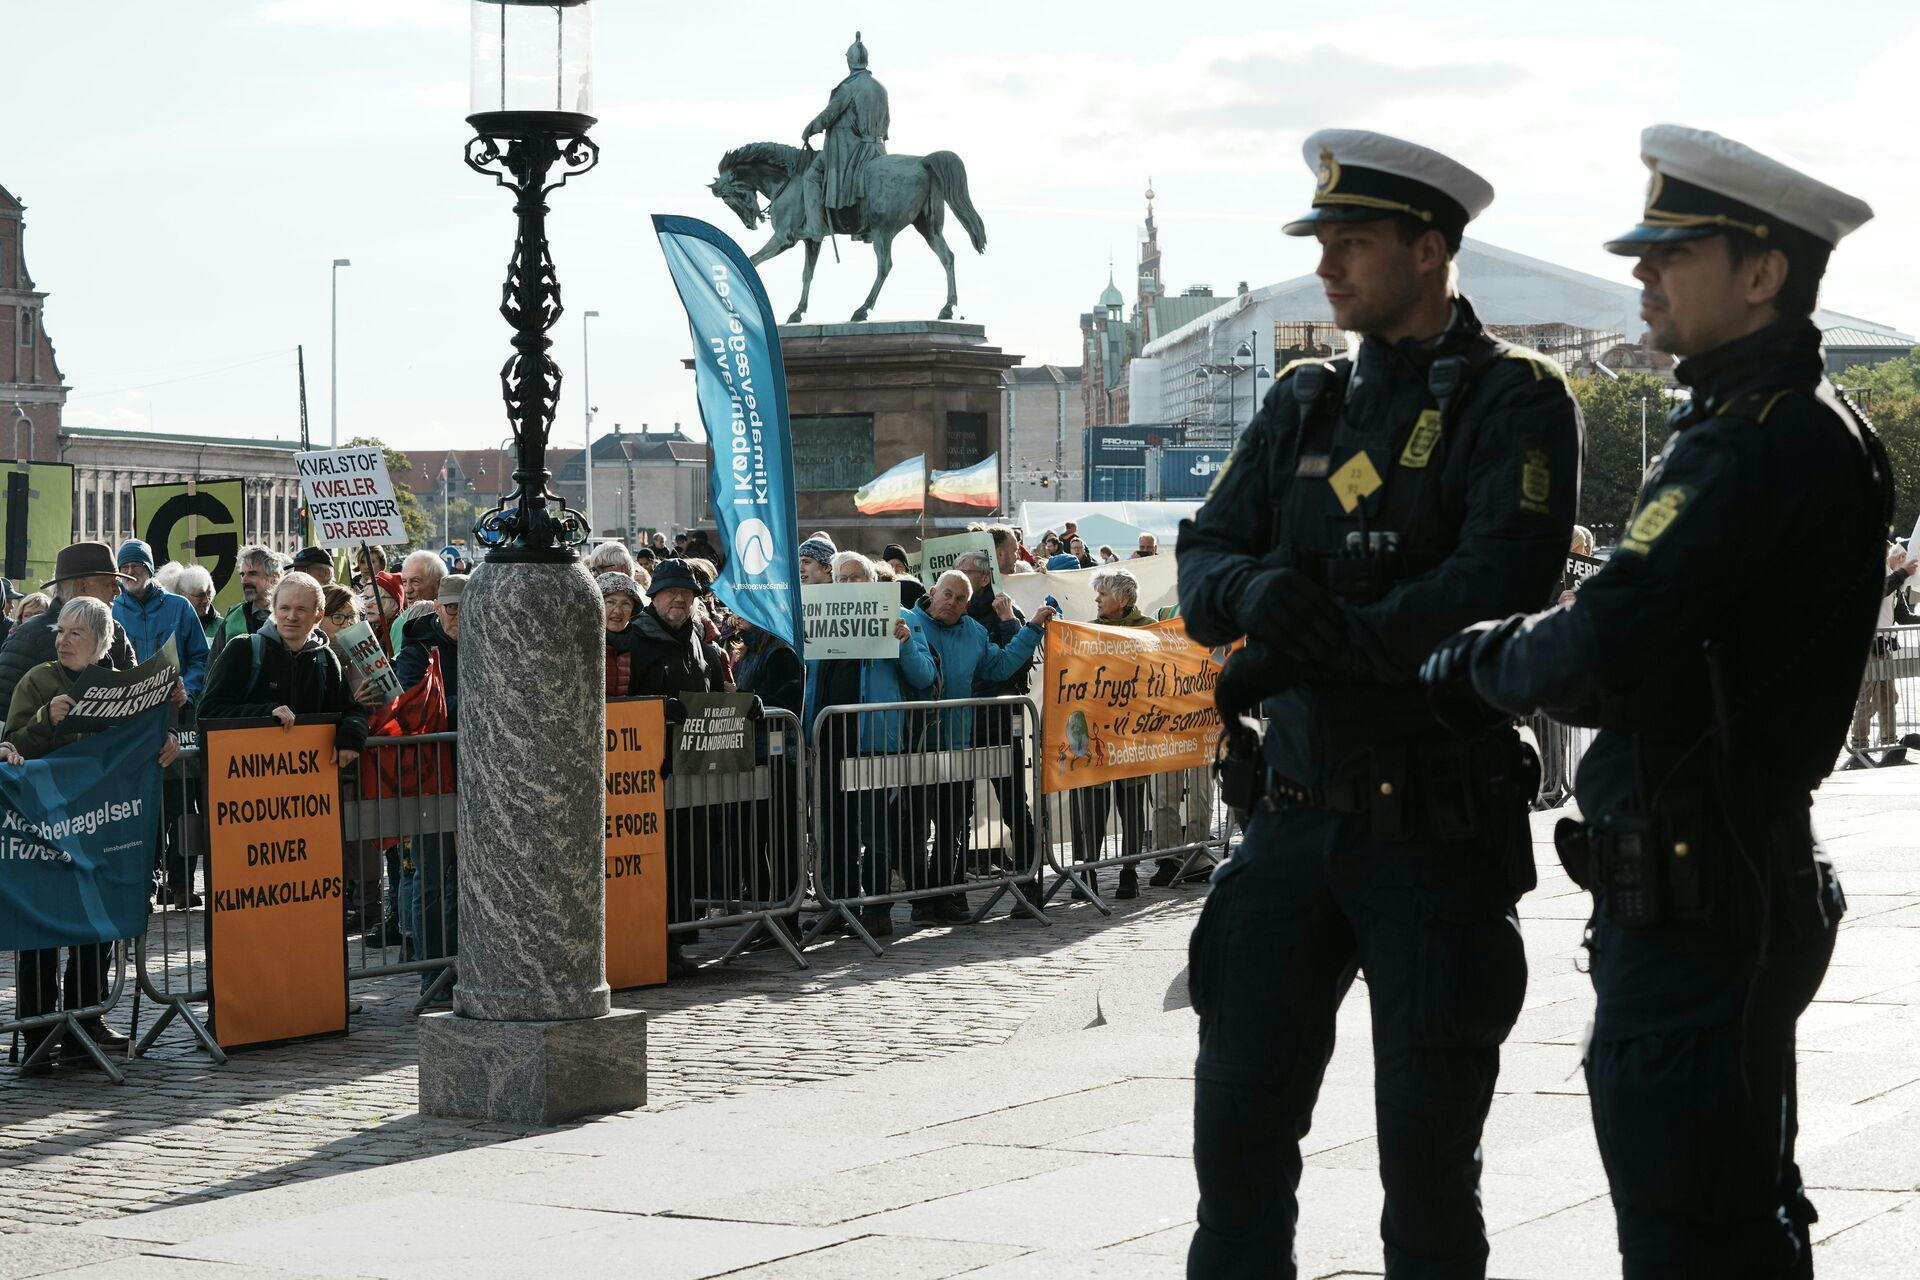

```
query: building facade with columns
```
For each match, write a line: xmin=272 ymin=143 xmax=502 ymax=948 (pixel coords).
xmin=57 ymin=427 xmax=307 ymax=553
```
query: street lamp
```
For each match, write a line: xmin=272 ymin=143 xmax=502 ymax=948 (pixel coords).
xmin=465 ymin=0 xmax=598 ymax=562
xmin=330 ymin=259 xmax=351 ymax=447
xmin=421 ymin=0 xmax=644 ymax=1128
xmin=583 ymin=308 xmax=599 ymax=537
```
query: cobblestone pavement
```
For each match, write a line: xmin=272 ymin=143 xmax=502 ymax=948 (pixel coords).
xmin=0 ymin=886 xmax=1204 ymax=1235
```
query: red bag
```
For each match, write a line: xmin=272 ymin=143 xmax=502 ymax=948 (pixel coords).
xmin=360 ymin=650 xmax=455 ymax=798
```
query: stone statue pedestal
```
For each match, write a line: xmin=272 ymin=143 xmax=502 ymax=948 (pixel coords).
xmin=416 ymin=559 xmax=647 ymax=1125
xmin=778 ymin=321 xmax=1021 ymax=551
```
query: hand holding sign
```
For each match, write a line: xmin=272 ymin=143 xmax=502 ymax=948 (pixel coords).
xmin=48 ymin=694 xmax=74 ymax=726
xmin=1031 ymin=604 xmax=1056 ymax=627
xmin=993 ymin=592 xmax=1015 ymax=621
xmin=0 ymin=742 xmax=19 ymax=766
xmin=271 ymin=706 xmax=296 ymax=730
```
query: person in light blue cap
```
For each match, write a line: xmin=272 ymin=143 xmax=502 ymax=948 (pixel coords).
xmin=111 ymin=538 xmax=210 ymax=700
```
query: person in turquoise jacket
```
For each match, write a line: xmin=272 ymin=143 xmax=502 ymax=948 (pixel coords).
xmin=110 ymin=540 xmax=211 ymax=700
xmin=906 ymin=570 xmax=1055 ymax=922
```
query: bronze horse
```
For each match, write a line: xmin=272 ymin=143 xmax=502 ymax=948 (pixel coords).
xmin=709 ymin=142 xmax=986 ymax=324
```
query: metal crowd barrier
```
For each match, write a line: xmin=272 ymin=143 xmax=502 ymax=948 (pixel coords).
xmin=667 ymin=708 xmax=808 ymax=969
xmin=807 ymin=696 xmax=1049 ymax=955
xmin=1848 ymin=624 xmax=1920 ymax=761
xmin=1038 ymin=762 xmax=1228 ymax=913
xmin=344 ymin=732 xmax=461 ymax=1011
xmin=2 ymin=942 xmax=134 ymax=1082
xmin=134 ymin=740 xmax=226 ymax=1062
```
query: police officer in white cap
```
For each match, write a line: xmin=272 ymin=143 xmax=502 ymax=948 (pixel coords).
xmin=1177 ymin=130 xmax=1580 ymax=1277
xmin=1423 ymin=126 xmax=1886 ymax=1277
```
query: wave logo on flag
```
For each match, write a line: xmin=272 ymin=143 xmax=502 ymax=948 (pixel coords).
xmin=854 ymin=455 xmax=925 ymax=515
xmin=928 ymin=453 xmax=999 ymax=509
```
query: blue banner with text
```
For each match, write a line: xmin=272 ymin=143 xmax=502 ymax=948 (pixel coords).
xmin=653 ymin=215 xmax=803 ymax=654
xmin=0 ymin=707 xmax=167 ymax=951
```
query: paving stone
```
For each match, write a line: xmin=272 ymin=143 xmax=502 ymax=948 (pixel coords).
xmin=712 ymin=1234 xmax=1031 ymax=1279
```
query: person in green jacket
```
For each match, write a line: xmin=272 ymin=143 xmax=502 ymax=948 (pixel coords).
xmin=208 ymin=545 xmax=282 ymax=662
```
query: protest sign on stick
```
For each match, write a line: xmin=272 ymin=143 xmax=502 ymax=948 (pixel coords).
xmin=203 ymin=719 xmax=348 ymax=1049
xmin=333 ymin=620 xmax=401 ymax=702
xmin=1040 ymin=617 xmax=1225 ymax=793
xmin=917 ymin=531 xmax=998 ymax=586
xmin=605 ymin=698 xmax=668 ymax=989
xmin=295 ymin=446 xmax=406 ymax=548
xmin=672 ymin=693 xmax=757 ymax=774
xmin=64 ymin=653 xmax=179 ymax=734
xmin=802 ymin=582 xmax=900 ymax=660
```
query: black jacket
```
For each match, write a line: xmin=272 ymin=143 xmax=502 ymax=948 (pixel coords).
xmin=732 ymin=632 xmax=803 ymax=718
xmin=198 ymin=622 xmax=369 ymax=751
xmin=1470 ymin=320 xmax=1889 ymax=808
xmin=967 ymin=585 xmax=1029 ymax=697
xmin=0 ymin=601 xmax=138 ymax=715
xmin=614 ymin=604 xmax=725 ymax=699
xmin=395 ymin=611 xmax=459 ymax=727
xmin=1177 ymin=295 xmax=1580 ymax=782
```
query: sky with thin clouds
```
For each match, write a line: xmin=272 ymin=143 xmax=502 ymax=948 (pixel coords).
xmin=10 ymin=1 xmax=1919 ymax=454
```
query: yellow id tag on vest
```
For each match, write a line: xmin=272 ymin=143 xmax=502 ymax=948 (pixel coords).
xmin=1329 ymin=451 xmax=1383 ymax=514
xmin=1399 ymin=410 xmax=1443 ymax=469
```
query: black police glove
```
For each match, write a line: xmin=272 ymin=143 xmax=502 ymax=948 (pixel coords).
xmin=1420 ymin=623 xmax=1506 ymax=735
xmin=1215 ymin=639 xmax=1295 ymax=723
xmin=1236 ymin=569 xmax=1345 ymax=663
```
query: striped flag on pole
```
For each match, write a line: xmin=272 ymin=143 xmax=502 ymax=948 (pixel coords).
xmin=928 ymin=453 xmax=999 ymax=509
xmin=854 ymin=455 xmax=926 ymax=514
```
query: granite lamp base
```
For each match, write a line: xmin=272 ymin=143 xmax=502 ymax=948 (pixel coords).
xmin=417 ymin=1009 xmax=647 ymax=1125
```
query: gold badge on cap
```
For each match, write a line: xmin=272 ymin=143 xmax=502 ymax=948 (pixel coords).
xmin=1316 ymin=147 xmax=1341 ymax=199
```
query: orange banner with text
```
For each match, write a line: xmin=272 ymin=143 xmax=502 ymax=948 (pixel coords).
xmin=1040 ymin=618 xmax=1225 ymax=793
xmin=605 ymin=698 xmax=668 ymax=989
xmin=204 ymin=720 xmax=348 ymax=1049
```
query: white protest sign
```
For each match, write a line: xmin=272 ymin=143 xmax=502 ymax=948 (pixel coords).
xmin=802 ymin=582 xmax=901 ymax=660
xmin=295 ymin=447 xmax=406 ymax=548
xmin=1001 ymin=553 xmax=1179 ymax=624
xmin=917 ymin=532 xmax=998 ymax=587
xmin=334 ymin=619 xmax=401 ymax=702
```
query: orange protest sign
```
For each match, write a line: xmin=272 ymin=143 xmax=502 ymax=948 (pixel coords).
xmin=1040 ymin=618 xmax=1225 ymax=793
xmin=204 ymin=721 xmax=348 ymax=1049
xmin=605 ymin=698 xmax=668 ymax=989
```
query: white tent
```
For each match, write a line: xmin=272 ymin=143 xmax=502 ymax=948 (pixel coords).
xmin=1018 ymin=500 xmax=1200 ymax=545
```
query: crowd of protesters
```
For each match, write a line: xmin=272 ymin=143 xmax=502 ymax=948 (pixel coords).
xmin=1 ymin=520 xmax=1194 ymax=1039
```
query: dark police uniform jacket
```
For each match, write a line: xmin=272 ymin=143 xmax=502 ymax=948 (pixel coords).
xmin=1178 ymin=295 xmax=1581 ymax=798
xmin=1466 ymin=320 xmax=1887 ymax=993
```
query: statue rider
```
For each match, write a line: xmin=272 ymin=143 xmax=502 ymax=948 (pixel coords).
xmin=800 ymin=31 xmax=890 ymax=242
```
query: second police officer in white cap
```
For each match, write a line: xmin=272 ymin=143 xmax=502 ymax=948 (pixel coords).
xmin=1176 ymin=129 xmax=1581 ymax=1275
xmin=1423 ymin=126 xmax=1886 ymax=1276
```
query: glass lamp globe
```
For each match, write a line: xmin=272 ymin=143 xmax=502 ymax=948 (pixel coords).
xmin=469 ymin=0 xmax=595 ymax=134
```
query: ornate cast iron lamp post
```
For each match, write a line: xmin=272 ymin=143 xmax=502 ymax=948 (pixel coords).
xmin=465 ymin=0 xmax=597 ymax=560
xmin=419 ymin=0 xmax=646 ymax=1126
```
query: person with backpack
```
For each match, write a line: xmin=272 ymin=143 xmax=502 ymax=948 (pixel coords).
xmin=197 ymin=571 xmax=366 ymax=764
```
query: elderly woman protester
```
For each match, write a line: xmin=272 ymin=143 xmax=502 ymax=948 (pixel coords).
xmin=1067 ymin=568 xmax=1155 ymax=899
xmin=167 ymin=566 xmax=221 ymax=646
xmin=804 ymin=551 xmax=939 ymax=937
xmin=600 ymin=572 xmax=649 ymax=698
xmin=4 ymin=595 xmax=183 ymax=1072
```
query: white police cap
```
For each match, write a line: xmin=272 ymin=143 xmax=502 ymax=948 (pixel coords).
xmin=1605 ymin=124 xmax=1873 ymax=256
xmin=1284 ymin=129 xmax=1494 ymax=247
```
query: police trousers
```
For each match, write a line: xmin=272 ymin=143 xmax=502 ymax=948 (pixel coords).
xmin=1188 ymin=803 xmax=1527 ymax=1279
xmin=1586 ymin=867 xmax=1840 ymax=1279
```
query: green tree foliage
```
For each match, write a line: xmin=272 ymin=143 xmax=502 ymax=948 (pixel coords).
xmin=348 ymin=435 xmax=435 ymax=549
xmin=1566 ymin=371 xmax=1674 ymax=542
xmin=1834 ymin=354 xmax=1920 ymax=537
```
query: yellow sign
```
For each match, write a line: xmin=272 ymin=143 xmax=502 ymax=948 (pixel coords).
xmin=135 ymin=479 xmax=247 ymax=615
xmin=1329 ymin=451 xmax=1383 ymax=514
xmin=0 ymin=462 xmax=75 ymax=587
xmin=1398 ymin=411 xmax=1443 ymax=469
xmin=1040 ymin=618 xmax=1225 ymax=793
xmin=605 ymin=698 xmax=668 ymax=989
xmin=1620 ymin=485 xmax=1691 ymax=556
xmin=204 ymin=721 xmax=348 ymax=1050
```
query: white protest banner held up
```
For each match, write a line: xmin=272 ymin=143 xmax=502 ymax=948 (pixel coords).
xmin=802 ymin=582 xmax=901 ymax=660
xmin=295 ymin=446 xmax=406 ymax=547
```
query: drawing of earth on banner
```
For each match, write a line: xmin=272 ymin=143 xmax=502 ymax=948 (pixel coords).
xmin=1040 ymin=618 xmax=1225 ymax=793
